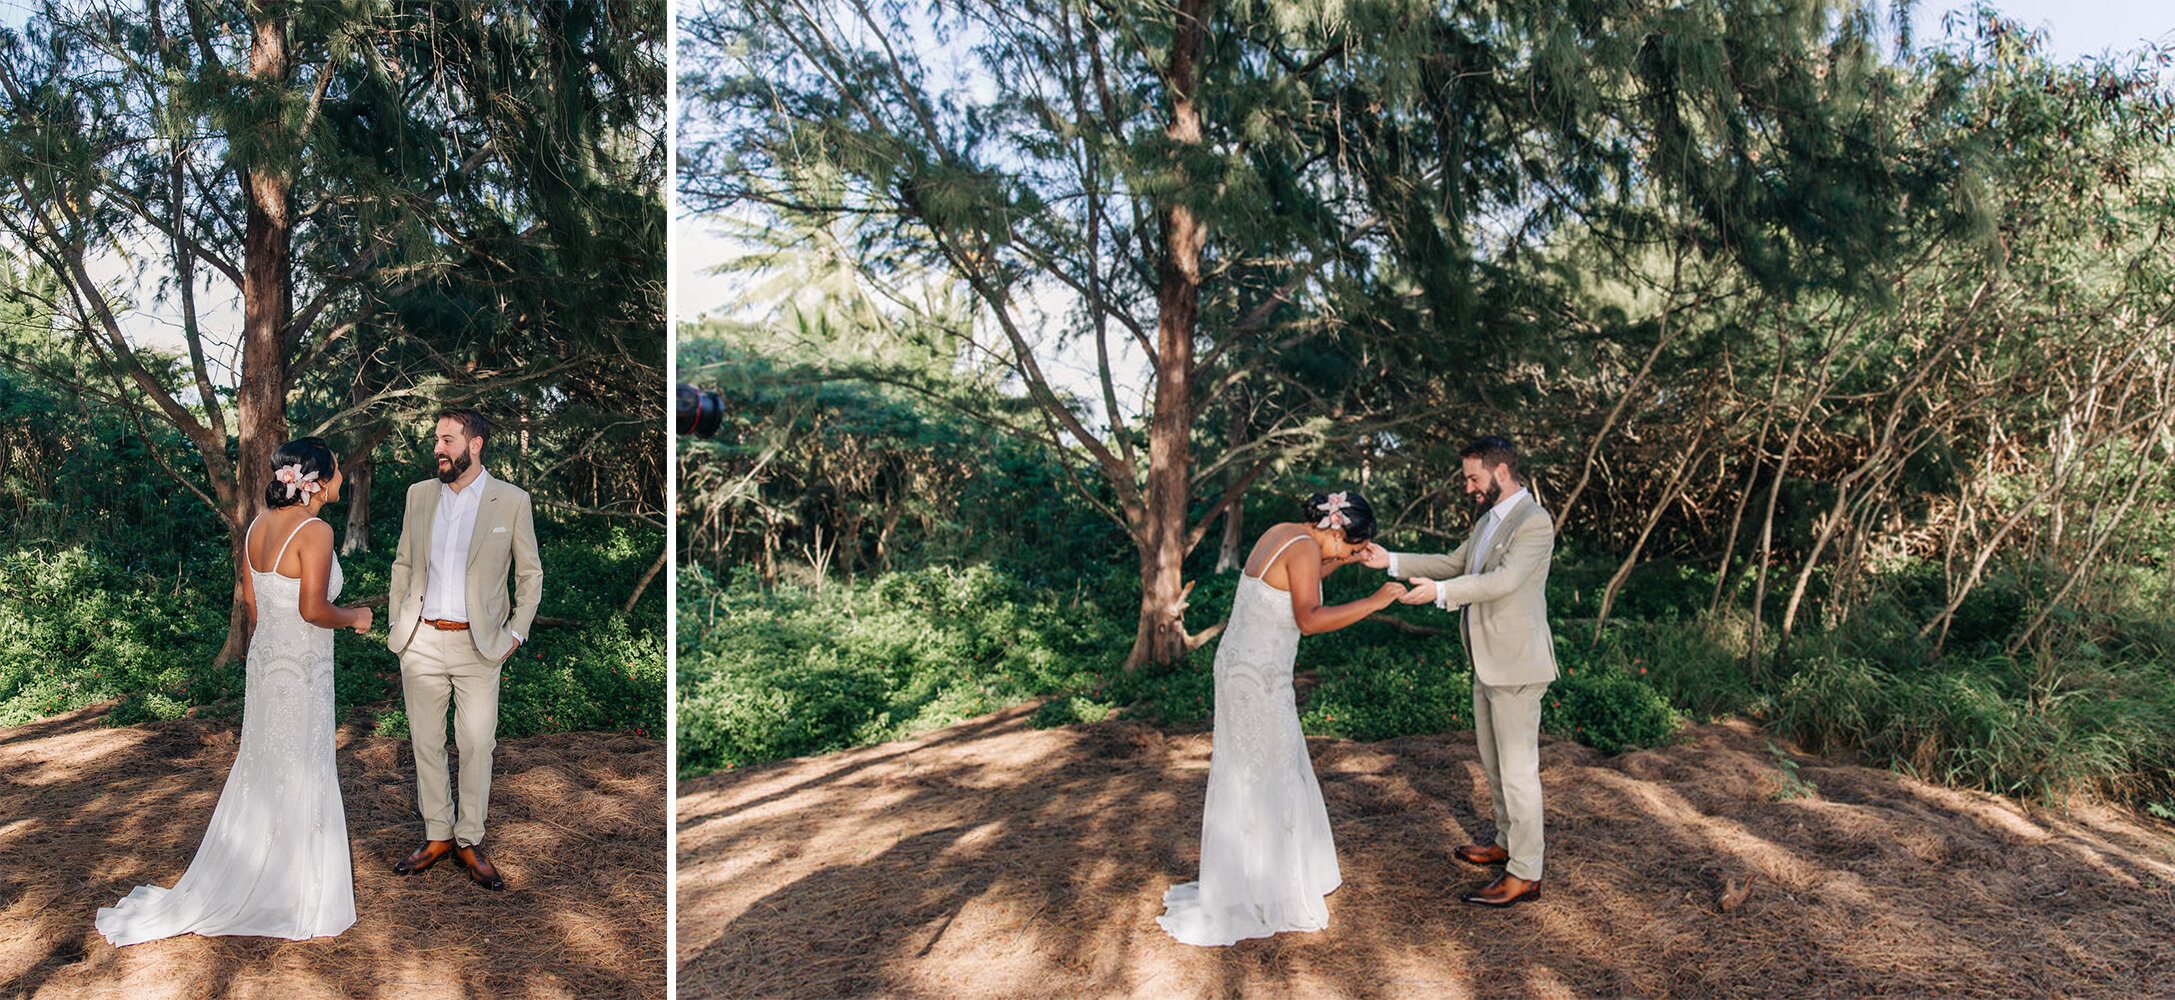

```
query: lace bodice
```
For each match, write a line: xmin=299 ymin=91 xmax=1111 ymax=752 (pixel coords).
xmin=1213 ymin=573 xmax=1304 ymax=769
xmin=245 ymin=518 xmax=341 ymax=708
xmin=251 ymin=553 xmax=343 ymax=602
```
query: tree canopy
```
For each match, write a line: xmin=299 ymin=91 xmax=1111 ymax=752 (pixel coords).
xmin=684 ymin=0 xmax=2175 ymax=670
xmin=0 ymin=0 xmax=666 ymax=660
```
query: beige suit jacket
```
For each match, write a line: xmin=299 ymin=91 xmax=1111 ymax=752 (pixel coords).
xmin=386 ymin=474 xmax=543 ymax=661
xmin=1396 ymin=495 xmax=1559 ymax=687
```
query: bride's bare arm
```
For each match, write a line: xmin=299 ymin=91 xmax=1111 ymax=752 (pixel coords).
xmin=1281 ymin=537 xmax=1407 ymax=635
xmin=293 ymin=521 xmax=371 ymax=633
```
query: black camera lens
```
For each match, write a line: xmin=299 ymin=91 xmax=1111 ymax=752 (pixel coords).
xmin=676 ymin=383 xmax=725 ymax=438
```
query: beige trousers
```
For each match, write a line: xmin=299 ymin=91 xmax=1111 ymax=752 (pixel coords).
xmin=1473 ymin=679 xmax=1549 ymax=880
xmin=400 ymin=624 xmax=502 ymax=847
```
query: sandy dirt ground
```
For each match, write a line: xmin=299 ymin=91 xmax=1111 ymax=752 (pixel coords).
xmin=678 ymin=704 xmax=2175 ymax=999
xmin=0 ymin=706 xmax=664 ymax=1000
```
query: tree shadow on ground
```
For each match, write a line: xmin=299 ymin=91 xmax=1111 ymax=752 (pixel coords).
xmin=677 ymin=705 xmax=2175 ymax=999
xmin=0 ymin=705 xmax=664 ymax=1000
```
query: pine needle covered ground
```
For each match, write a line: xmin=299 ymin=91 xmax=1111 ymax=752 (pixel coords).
xmin=1 ymin=707 xmax=664 ymax=1000
xmin=679 ymin=705 xmax=2175 ymax=999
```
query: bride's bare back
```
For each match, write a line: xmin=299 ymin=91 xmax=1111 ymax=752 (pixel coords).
xmin=1243 ymin=523 xmax=1316 ymax=592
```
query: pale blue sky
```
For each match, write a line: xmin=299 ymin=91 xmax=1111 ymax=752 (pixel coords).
xmin=2 ymin=0 xmax=2169 ymax=50
xmin=1916 ymin=0 xmax=2173 ymax=62
xmin=0 ymin=1 xmax=2163 ymax=65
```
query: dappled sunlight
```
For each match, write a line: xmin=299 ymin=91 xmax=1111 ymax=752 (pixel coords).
xmin=681 ymin=708 xmax=2175 ymax=998
xmin=0 ymin=713 xmax=664 ymax=999
xmin=2 ymin=708 xmax=167 ymax=787
xmin=1516 ymin=965 xmax=1580 ymax=1000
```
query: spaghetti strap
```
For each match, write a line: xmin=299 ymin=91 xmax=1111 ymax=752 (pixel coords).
xmin=1246 ymin=532 xmax=1312 ymax=581
xmin=264 ymin=516 xmax=321 ymax=578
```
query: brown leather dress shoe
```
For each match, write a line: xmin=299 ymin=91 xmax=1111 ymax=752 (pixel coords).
xmin=456 ymin=844 xmax=506 ymax=890
xmin=1463 ymin=873 xmax=1542 ymax=907
xmin=395 ymin=839 xmax=455 ymax=874
xmin=1455 ymin=843 xmax=1510 ymax=866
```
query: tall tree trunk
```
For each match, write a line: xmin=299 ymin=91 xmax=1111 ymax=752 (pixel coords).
xmin=1215 ymin=492 xmax=1245 ymax=574
xmin=1215 ymin=390 xmax=1247 ymax=573
xmin=1122 ymin=0 xmax=1212 ymax=672
xmin=334 ymin=395 xmax=395 ymax=558
xmin=218 ymin=4 xmax=295 ymax=666
xmin=341 ymin=454 xmax=372 ymax=554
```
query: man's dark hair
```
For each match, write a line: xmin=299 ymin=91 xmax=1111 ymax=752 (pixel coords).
xmin=435 ymin=406 xmax=493 ymax=446
xmin=1461 ymin=435 xmax=1520 ymax=482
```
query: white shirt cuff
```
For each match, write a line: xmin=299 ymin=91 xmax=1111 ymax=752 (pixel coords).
xmin=1387 ymin=553 xmax=1400 ymax=578
xmin=509 ymin=630 xmax=525 ymax=644
xmin=1436 ymin=586 xmax=1453 ymax=611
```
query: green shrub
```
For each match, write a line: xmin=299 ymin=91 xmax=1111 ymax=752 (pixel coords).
xmin=1766 ymin=740 xmax=1820 ymax=800
xmin=1029 ymin=694 xmax=1115 ymax=728
xmin=496 ymin=615 xmax=665 ymax=738
xmin=1297 ymin=622 xmax=1684 ymax=752
xmin=1542 ymin=667 xmax=1685 ymax=754
xmin=0 ymin=472 xmax=663 ymax=740
xmin=373 ymin=709 xmax=411 ymax=739
xmin=680 ymin=657 xmax=890 ymax=764
xmin=1771 ymin=654 xmax=1891 ymax=757
xmin=107 ymin=690 xmax=190 ymax=726
xmin=1943 ymin=572 xmax=2031 ymax=651
xmin=1301 ymin=641 xmax=1470 ymax=741
xmin=0 ymin=546 xmax=232 ymax=726
xmin=680 ymin=539 xmax=2175 ymax=818
xmin=1571 ymin=616 xmax=1757 ymax=720
xmin=1107 ymin=652 xmax=1218 ymax=728
xmin=677 ymin=563 xmax=1128 ymax=775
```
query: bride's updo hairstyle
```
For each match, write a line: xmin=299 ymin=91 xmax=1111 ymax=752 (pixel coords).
xmin=265 ymin=437 xmax=336 ymax=509
xmin=1302 ymin=490 xmax=1376 ymax=543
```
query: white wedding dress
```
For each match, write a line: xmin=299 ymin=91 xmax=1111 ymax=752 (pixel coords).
xmin=96 ymin=516 xmax=355 ymax=945
xmin=1157 ymin=535 xmax=1341 ymax=946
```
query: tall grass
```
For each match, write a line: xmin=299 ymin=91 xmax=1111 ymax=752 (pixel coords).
xmin=1767 ymin=651 xmax=2175 ymax=807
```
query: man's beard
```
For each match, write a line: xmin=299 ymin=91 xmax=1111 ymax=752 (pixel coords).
xmin=1470 ymin=480 xmax=1502 ymax=509
xmin=436 ymin=450 xmax=471 ymax=484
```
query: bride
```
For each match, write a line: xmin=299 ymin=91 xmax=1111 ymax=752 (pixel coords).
xmin=97 ymin=437 xmax=373 ymax=945
xmin=1157 ymin=490 xmax=1405 ymax=947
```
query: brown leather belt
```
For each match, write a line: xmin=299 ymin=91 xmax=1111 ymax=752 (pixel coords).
xmin=420 ymin=617 xmax=471 ymax=631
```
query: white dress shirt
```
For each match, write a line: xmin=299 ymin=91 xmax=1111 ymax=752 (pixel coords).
xmin=422 ymin=467 xmax=490 ymax=624
xmin=1392 ymin=486 xmax=1530 ymax=610
xmin=1468 ymin=487 xmax=1529 ymax=568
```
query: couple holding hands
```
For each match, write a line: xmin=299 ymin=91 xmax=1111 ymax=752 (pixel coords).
xmin=97 ymin=409 xmax=542 ymax=946
xmin=1158 ymin=435 xmax=1558 ymax=947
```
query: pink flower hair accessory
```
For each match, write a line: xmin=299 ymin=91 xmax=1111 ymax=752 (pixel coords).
xmin=1316 ymin=491 xmax=1352 ymax=530
xmin=274 ymin=463 xmax=323 ymax=500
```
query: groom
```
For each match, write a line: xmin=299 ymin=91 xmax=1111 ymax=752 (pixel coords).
xmin=1365 ymin=435 xmax=1557 ymax=908
xmin=386 ymin=407 xmax=543 ymax=891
